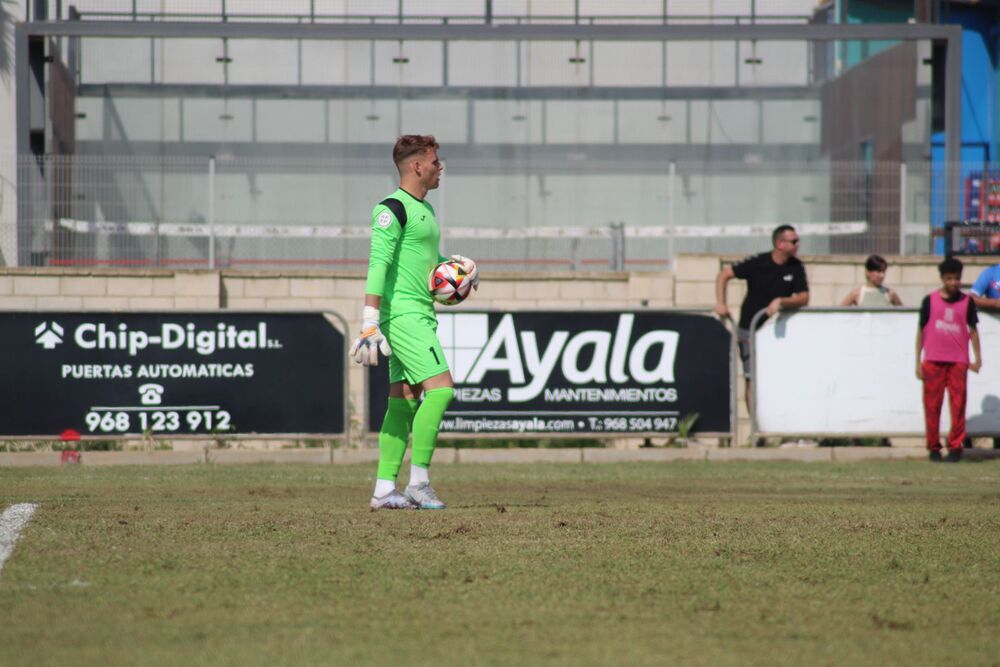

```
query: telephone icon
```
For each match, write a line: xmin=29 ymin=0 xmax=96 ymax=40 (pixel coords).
xmin=139 ymin=383 xmax=165 ymax=406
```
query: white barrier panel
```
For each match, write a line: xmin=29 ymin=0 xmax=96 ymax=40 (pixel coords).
xmin=755 ymin=309 xmax=1000 ymax=436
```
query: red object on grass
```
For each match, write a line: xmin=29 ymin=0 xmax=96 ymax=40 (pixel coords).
xmin=60 ymin=450 xmax=81 ymax=465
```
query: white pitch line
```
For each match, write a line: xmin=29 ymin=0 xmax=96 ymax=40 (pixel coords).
xmin=0 ymin=504 xmax=38 ymax=578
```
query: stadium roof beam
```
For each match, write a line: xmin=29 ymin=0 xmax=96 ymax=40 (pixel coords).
xmin=19 ymin=21 xmax=962 ymax=42
xmin=17 ymin=21 xmax=964 ymax=219
xmin=78 ymin=83 xmax=830 ymax=102
xmin=75 ymin=141 xmax=824 ymax=169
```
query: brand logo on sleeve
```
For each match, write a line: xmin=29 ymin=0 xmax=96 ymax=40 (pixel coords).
xmin=377 ymin=211 xmax=392 ymax=228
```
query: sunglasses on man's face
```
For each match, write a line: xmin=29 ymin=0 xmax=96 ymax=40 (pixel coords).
xmin=784 ymin=237 xmax=800 ymax=245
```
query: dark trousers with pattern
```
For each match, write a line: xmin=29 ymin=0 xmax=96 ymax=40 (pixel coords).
xmin=921 ymin=361 xmax=968 ymax=451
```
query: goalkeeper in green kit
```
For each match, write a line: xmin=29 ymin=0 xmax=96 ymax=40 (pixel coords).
xmin=351 ymin=135 xmax=479 ymax=510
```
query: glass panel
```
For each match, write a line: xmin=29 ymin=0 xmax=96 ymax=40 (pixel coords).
xmin=525 ymin=42 xmax=590 ymax=86
xmin=106 ymin=97 xmax=182 ymax=143
xmin=448 ymin=42 xmax=519 ymax=87
xmin=227 ymin=40 xmax=298 ymax=85
xmin=474 ymin=101 xmax=545 ymax=144
xmin=579 ymin=0 xmax=664 ymax=18
xmin=592 ymin=42 xmax=662 ymax=87
xmin=328 ymin=99 xmax=399 ymax=143
xmin=618 ymin=101 xmax=688 ymax=144
xmin=256 ymin=100 xmax=326 ymax=143
xmin=74 ymin=98 xmax=104 ymax=141
xmin=80 ymin=38 xmax=151 ymax=85
xmin=689 ymin=100 xmax=759 ymax=144
xmin=135 ymin=0 xmax=223 ymax=17
xmin=373 ymin=41 xmax=443 ymax=86
xmin=301 ymin=41 xmax=372 ymax=85
xmin=182 ymin=99 xmax=254 ymax=142
xmin=545 ymin=101 xmax=615 ymax=144
xmin=157 ymin=39 xmax=226 ymax=84
xmin=224 ymin=0 xmax=313 ymax=19
xmin=666 ymin=42 xmax=737 ymax=86
xmin=761 ymin=100 xmax=820 ymax=144
xmin=737 ymin=41 xmax=810 ymax=86
xmin=399 ymin=101 xmax=468 ymax=143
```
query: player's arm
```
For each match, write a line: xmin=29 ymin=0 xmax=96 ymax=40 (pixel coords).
xmin=839 ymin=287 xmax=859 ymax=307
xmin=968 ymin=298 xmax=981 ymax=373
xmin=351 ymin=209 xmax=401 ymax=366
xmin=916 ymin=296 xmax=930 ymax=380
xmin=768 ymin=290 xmax=809 ymax=316
xmin=969 ymin=271 xmax=996 ymax=309
xmin=714 ymin=264 xmax=735 ymax=318
xmin=970 ymin=327 xmax=982 ymax=373
xmin=915 ymin=328 xmax=924 ymax=380
xmin=970 ymin=293 xmax=997 ymax=309
xmin=889 ymin=289 xmax=903 ymax=306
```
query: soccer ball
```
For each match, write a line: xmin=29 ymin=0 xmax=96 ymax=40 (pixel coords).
xmin=429 ymin=260 xmax=473 ymax=306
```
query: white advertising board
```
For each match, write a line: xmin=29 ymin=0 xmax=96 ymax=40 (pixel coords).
xmin=754 ymin=309 xmax=1000 ymax=436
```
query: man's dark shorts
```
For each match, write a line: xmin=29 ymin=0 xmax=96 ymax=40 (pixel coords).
xmin=737 ymin=327 xmax=752 ymax=380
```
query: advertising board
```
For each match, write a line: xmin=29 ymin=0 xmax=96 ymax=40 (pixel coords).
xmin=2 ymin=312 xmax=346 ymax=437
xmin=754 ymin=310 xmax=1000 ymax=436
xmin=369 ymin=311 xmax=733 ymax=436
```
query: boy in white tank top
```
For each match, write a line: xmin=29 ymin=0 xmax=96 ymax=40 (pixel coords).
xmin=840 ymin=254 xmax=903 ymax=307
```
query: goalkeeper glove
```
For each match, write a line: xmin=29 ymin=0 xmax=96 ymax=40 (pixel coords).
xmin=349 ymin=305 xmax=392 ymax=366
xmin=450 ymin=254 xmax=480 ymax=290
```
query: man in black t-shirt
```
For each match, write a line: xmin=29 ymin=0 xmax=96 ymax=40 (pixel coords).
xmin=714 ymin=225 xmax=810 ymax=418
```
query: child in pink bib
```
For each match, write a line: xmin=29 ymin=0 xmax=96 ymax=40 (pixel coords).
xmin=916 ymin=258 xmax=982 ymax=462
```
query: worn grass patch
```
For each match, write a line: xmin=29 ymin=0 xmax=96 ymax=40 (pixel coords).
xmin=0 ymin=462 xmax=998 ymax=667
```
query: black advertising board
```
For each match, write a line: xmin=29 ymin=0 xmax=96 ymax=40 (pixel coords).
xmin=0 ymin=312 xmax=345 ymax=437
xmin=369 ymin=311 xmax=732 ymax=435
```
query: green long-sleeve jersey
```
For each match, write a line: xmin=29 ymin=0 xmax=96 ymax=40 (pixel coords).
xmin=364 ymin=188 xmax=447 ymax=320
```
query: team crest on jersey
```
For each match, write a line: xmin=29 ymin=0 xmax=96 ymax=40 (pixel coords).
xmin=377 ymin=211 xmax=393 ymax=228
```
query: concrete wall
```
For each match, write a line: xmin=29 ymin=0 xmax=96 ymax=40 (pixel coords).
xmin=1 ymin=254 xmax=994 ymax=446
xmin=0 ymin=0 xmax=26 ymax=265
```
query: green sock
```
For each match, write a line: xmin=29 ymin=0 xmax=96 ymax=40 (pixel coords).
xmin=411 ymin=387 xmax=454 ymax=469
xmin=376 ymin=397 xmax=418 ymax=481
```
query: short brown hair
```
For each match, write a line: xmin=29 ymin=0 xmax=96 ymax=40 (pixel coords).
xmin=864 ymin=254 xmax=888 ymax=272
xmin=392 ymin=135 xmax=439 ymax=166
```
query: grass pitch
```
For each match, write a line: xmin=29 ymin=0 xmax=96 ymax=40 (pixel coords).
xmin=1 ymin=461 xmax=999 ymax=667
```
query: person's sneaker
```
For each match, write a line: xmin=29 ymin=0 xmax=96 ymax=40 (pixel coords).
xmin=370 ymin=489 xmax=416 ymax=511
xmin=405 ymin=483 xmax=446 ymax=510
xmin=945 ymin=448 xmax=963 ymax=463
xmin=928 ymin=450 xmax=943 ymax=462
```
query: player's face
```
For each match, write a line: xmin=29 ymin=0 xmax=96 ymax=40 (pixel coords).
xmin=777 ymin=232 xmax=800 ymax=256
xmin=941 ymin=272 xmax=961 ymax=295
xmin=866 ymin=268 xmax=885 ymax=287
xmin=417 ymin=149 xmax=443 ymax=190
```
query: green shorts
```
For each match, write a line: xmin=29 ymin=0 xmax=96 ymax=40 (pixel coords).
xmin=383 ymin=313 xmax=449 ymax=385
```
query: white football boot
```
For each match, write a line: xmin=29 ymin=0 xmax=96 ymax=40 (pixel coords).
xmin=404 ymin=483 xmax=446 ymax=510
xmin=370 ymin=489 xmax=417 ymax=511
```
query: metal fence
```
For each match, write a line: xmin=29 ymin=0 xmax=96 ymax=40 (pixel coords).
xmin=3 ymin=154 xmax=985 ymax=271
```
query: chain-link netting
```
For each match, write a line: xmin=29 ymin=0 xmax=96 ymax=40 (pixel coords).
xmin=4 ymin=154 xmax=981 ymax=270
